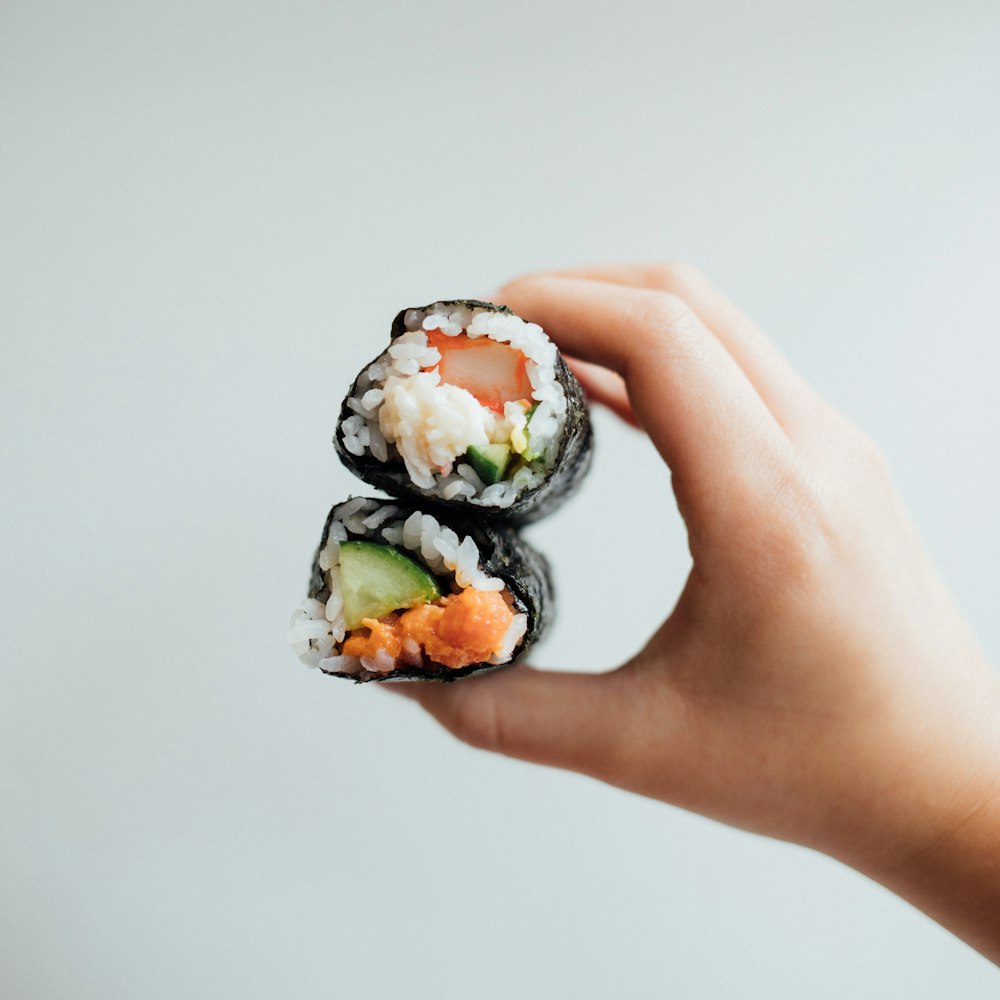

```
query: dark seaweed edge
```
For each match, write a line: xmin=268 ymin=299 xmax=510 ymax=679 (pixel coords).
xmin=333 ymin=300 xmax=593 ymax=526
xmin=306 ymin=497 xmax=554 ymax=683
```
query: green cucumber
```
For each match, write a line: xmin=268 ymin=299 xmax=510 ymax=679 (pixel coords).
xmin=467 ymin=443 xmax=513 ymax=486
xmin=338 ymin=541 xmax=441 ymax=630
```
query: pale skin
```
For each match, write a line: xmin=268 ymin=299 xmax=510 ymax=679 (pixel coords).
xmin=386 ymin=263 xmax=1000 ymax=963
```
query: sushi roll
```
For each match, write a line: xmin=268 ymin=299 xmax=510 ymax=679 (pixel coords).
xmin=288 ymin=497 xmax=553 ymax=682
xmin=335 ymin=300 xmax=592 ymax=524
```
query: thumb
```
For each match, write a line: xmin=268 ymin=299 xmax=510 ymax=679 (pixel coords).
xmin=384 ymin=665 xmax=635 ymax=779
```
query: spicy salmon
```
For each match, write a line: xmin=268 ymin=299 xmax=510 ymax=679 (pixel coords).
xmin=343 ymin=590 xmax=515 ymax=670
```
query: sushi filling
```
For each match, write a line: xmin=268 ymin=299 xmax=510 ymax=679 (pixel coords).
xmin=288 ymin=498 xmax=528 ymax=676
xmin=340 ymin=303 xmax=567 ymax=509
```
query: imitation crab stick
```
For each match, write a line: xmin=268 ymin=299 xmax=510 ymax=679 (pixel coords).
xmin=424 ymin=330 xmax=533 ymax=414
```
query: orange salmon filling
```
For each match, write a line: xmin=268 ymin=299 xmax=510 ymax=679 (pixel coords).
xmin=423 ymin=330 xmax=533 ymax=414
xmin=341 ymin=588 xmax=515 ymax=669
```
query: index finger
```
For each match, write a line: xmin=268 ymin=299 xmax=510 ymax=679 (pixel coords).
xmin=549 ymin=261 xmax=821 ymax=432
xmin=498 ymin=275 xmax=793 ymax=528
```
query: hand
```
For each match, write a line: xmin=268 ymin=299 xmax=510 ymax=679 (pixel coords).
xmin=389 ymin=263 xmax=1000 ymax=960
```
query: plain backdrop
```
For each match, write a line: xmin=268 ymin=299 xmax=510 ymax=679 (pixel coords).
xmin=2 ymin=1 xmax=999 ymax=997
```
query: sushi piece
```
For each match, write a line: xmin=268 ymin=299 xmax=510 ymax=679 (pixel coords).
xmin=335 ymin=300 xmax=592 ymax=524
xmin=287 ymin=497 xmax=553 ymax=682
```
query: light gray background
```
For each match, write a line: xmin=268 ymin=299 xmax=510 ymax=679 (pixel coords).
xmin=2 ymin=1 xmax=999 ymax=997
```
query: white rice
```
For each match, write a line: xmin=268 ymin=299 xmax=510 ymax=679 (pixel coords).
xmin=339 ymin=304 xmax=567 ymax=507
xmin=288 ymin=500 xmax=527 ymax=675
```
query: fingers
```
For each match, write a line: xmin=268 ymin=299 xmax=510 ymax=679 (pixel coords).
xmin=385 ymin=666 xmax=637 ymax=780
xmin=498 ymin=275 xmax=793 ymax=530
xmin=550 ymin=262 xmax=821 ymax=432
xmin=567 ymin=356 xmax=640 ymax=428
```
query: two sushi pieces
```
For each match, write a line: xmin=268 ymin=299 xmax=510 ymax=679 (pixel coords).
xmin=290 ymin=301 xmax=590 ymax=683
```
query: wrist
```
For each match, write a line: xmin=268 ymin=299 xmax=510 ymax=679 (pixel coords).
xmin=831 ymin=668 xmax=1000 ymax=961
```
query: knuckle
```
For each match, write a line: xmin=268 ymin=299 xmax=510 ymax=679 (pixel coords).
xmin=818 ymin=414 xmax=890 ymax=476
xmin=707 ymin=431 xmax=896 ymax=620
xmin=849 ymin=429 xmax=891 ymax=480
xmin=628 ymin=291 xmax=706 ymax=357
xmin=646 ymin=291 xmax=691 ymax=328
xmin=726 ymin=462 xmax=833 ymax=592
xmin=497 ymin=272 xmax=542 ymax=299
xmin=818 ymin=417 xmax=894 ymax=496
xmin=647 ymin=260 xmax=704 ymax=290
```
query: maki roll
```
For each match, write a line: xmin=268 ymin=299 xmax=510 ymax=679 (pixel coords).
xmin=335 ymin=300 xmax=592 ymax=524
xmin=288 ymin=497 xmax=552 ymax=682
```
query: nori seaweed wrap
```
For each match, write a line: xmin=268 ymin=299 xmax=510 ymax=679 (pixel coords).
xmin=288 ymin=497 xmax=553 ymax=683
xmin=335 ymin=300 xmax=592 ymax=525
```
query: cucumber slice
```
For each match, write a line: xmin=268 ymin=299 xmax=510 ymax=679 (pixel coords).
xmin=338 ymin=541 xmax=441 ymax=630
xmin=467 ymin=443 xmax=513 ymax=486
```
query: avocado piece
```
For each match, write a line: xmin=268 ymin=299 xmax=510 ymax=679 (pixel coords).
xmin=338 ymin=541 xmax=441 ymax=630
xmin=467 ymin=443 xmax=514 ymax=486
xmin=521 ymin=404 xmax=544 ymax=462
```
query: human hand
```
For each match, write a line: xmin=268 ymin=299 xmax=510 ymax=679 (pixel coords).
xmin=389 ymin=263 xmax=1000 ymax=960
